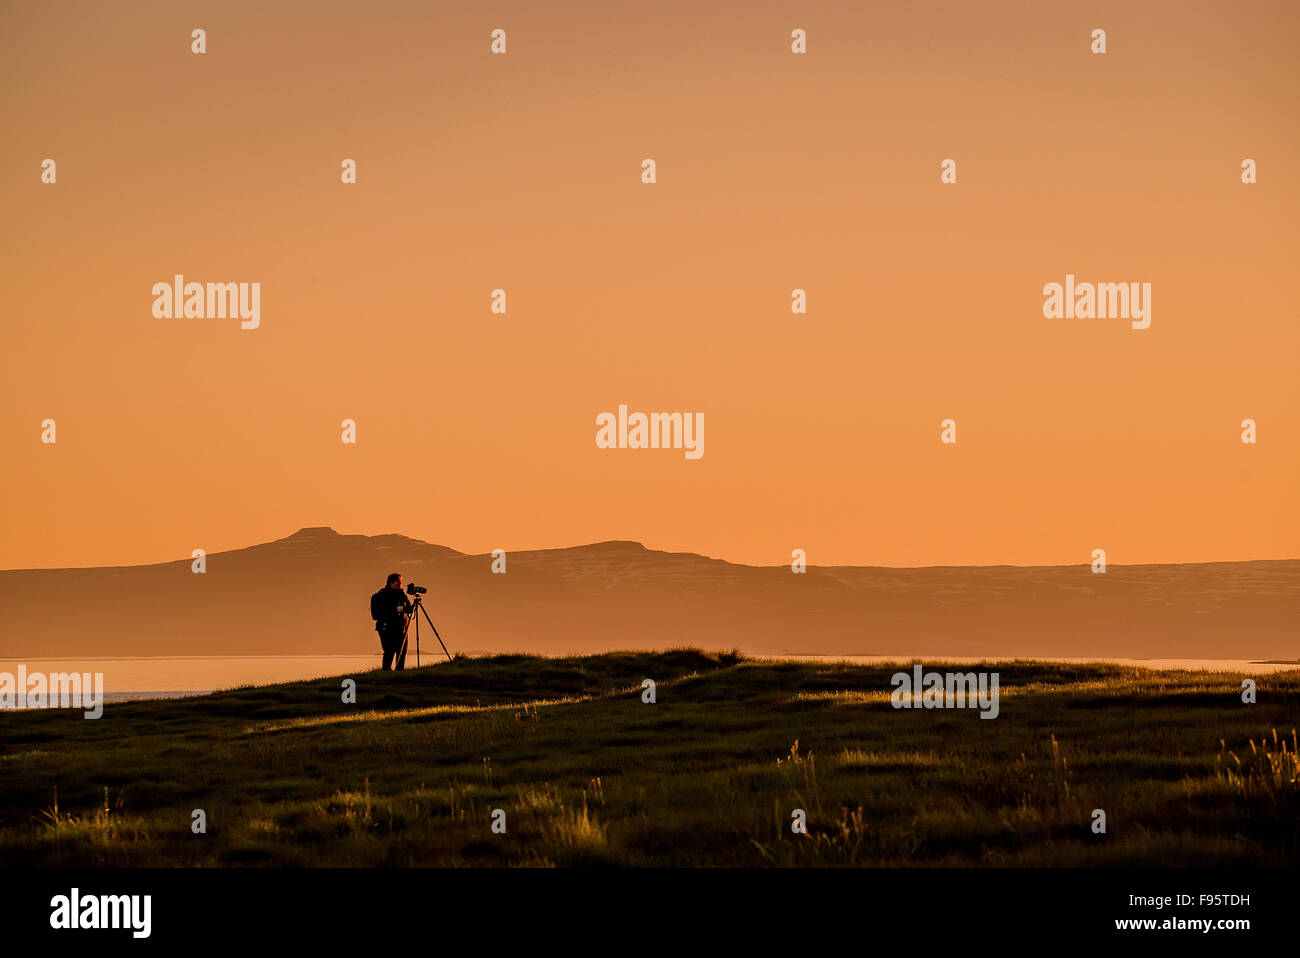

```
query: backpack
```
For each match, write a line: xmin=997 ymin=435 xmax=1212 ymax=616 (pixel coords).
xmin=369 ymin=589 xmax=385 ymax=631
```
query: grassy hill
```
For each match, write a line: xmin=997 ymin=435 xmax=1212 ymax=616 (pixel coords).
xmin=2 ymin=650 xmax=1297 ymax=866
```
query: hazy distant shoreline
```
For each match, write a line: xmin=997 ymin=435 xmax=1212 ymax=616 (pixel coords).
xmin=3 ymin=652 xmax=1296 ymax=705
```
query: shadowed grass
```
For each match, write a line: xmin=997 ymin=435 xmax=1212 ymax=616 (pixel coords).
xmin=0 ymin=649 xmax=1296 ymax=866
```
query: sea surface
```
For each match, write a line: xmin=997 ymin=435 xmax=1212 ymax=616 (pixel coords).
xmin=0 ymin=653 xmax=1296 ymax=705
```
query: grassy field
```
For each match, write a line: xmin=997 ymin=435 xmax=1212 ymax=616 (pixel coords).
xmin=1 ymin=650 xmax=1297 ymax=866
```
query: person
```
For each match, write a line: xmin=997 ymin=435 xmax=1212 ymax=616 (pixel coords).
xmin=370 ymin=572 xmax=413 ymax=670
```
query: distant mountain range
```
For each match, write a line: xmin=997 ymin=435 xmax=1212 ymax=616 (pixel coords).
xmin=1 ymin=527 xmax=1296 ymax=659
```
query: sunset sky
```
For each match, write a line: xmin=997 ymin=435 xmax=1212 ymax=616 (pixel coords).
xmin=2 ymin=0 xmax=1297 ymax=570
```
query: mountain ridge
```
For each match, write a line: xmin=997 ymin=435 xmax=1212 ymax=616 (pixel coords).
xmin=7 ymin=525 xmax=1298 ymax=574
xmin=1 ymin=527 xmax=1297 ymax=659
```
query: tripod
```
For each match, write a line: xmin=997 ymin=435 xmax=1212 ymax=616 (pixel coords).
xmin=400 ymin=595 xmax=452 ymax=666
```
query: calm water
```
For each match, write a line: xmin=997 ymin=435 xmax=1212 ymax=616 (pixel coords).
xmin=0 ymin=653 xmax=1296 ymax=704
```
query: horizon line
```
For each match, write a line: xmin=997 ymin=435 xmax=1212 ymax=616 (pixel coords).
xmin=2 ymin=524 xmax=1298 ymax=575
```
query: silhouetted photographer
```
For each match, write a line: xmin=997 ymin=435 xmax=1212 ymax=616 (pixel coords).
xmin=369 ymin=573 xmax=452 ymax=670
xmin=370 ymin=573 xmax=413 ymax=670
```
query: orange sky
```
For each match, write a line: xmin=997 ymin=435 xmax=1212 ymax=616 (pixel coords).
xmin=2 ymin=0 xmax=1298 ymax=570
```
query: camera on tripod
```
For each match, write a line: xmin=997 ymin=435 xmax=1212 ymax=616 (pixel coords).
xmin=397 ymin=582 xmax=450 ymax=666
